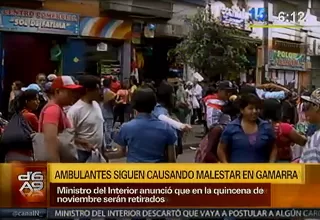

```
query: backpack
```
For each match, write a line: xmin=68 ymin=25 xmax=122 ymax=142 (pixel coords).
xmin=195 ymin=125 xmax=224 ymax=163
xmin=0 ymin=113 xmax=33 ymax=153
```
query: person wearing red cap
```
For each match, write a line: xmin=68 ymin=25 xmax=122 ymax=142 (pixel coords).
xmin=38 ymin=76 xmax=82 ymax=162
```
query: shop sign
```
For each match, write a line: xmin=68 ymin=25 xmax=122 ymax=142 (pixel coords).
xmin=220 ymin=8 xmax=249 ymax=29
xmin=208 ymin=1 xmax=250 ymax=31
xmin=268 ymin=50 xmax=306 ymax=71
xmin=208 ymin=1 xmax=266 ymax=32
xmin=0 ymin=8 xmax=79 ymax=35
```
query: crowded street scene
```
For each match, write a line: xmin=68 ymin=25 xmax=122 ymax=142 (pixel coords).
xmin=0 ymin=73 xmax=318 ymax=164
xmin=0 ymin=0 xmax=319 ymax=166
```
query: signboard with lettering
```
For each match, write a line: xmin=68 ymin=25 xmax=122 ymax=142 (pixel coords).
xmin=0 ymin=8 xmax=79 ymax=35
xmin=269 ymin=50 xmax=306 ymax=71
xmin=208 ymin=0 xmax=266 ymax=32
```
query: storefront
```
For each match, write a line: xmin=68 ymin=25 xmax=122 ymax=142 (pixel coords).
xmin=267 ymin=50 xmax=306 ymax=89
xmin=0 ymin=7 xmax=79 ymax=113
xmin=63 ymin=16 xmax=132 ymax=81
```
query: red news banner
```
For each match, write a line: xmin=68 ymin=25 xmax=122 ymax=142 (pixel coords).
xmin=49 ymin=183 xmax=270 ymax=207
xmin=9 ymin=163 xmax=296 ymax=208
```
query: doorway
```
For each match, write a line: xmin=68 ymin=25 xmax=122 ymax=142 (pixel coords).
xmin=1 ymin=32 xmax=56 ymax=115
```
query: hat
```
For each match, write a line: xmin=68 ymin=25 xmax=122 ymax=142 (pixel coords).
xmin=47 ymin=74 xmax=57 ymax=81
xmin=51 ymin=76 xmax=82 ymax=90
xmin=301 ymin=88 xmax=320 ymax=105
xmin=21 ymin=83 xmax=41 ymax=92
xmin=218 ymin=80 xmax=233 ymax=90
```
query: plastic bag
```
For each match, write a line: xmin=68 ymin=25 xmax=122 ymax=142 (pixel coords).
xmin=291 ymin=144 xmax=303 ymax=162
xmin=1 ymin=113 xmax=33 ymax=150
xmin=86 ymin=149 xmax=107 ymax=163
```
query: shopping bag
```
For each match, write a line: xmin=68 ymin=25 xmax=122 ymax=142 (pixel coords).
xmin=86 ymin=149 xmax=107 ymax=163
xmin=31 ymin=128 xmax=78 ymax=162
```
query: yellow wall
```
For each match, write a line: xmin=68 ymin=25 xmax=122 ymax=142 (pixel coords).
xmin=43 ymin=0 xmax=100 ymax=17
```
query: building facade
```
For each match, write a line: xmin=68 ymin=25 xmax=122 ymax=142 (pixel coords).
xmin=0 ymin=0 xmax=205 ymax=101
xmin=261 ymin=0 xmax=320 ymax=89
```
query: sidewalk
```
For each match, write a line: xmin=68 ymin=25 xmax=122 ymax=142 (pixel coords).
xmin=182 ymin=124 xmax=203 ymax=149
xmin=105 ymin=124 xmax=203 ymax=160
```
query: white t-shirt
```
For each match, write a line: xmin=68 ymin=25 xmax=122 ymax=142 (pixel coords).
xmin=67 ymin=99 xmax=104 ymax=151
xmin=193 ymin=84 xmax=203 ymax=100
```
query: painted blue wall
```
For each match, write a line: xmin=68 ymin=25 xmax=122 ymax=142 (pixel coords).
xmin=62 ymin=38 xmax=86 ymax=75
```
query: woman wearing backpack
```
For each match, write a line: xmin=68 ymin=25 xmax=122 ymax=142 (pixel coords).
xmin=261 ymin=99 xmax=307 ymax=162
xmin=195 ymin=101 xmax=239 ymax=163
xmin=3 ymin=89 xmax=40 ymax=162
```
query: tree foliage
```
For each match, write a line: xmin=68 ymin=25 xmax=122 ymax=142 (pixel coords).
xmin=170 ymin=9 xmax=257 ymax=78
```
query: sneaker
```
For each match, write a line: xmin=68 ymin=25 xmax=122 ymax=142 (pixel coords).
xmin=189 ymin=146 xmax=197 ymax=151
xmin=105 ymin=146 xmax=118 ymax=152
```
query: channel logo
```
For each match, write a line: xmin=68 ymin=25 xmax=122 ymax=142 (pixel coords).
xmin=11 ymin=164 xmax=47 ymax=207
xmin=18 ymin=171 xmax=44 ymax=198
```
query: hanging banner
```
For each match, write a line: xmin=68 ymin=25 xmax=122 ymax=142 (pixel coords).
xmin=0 ymin=8 xmax=79 ymax=35
xmin=268 ymin=50 xmax=306 ymax=71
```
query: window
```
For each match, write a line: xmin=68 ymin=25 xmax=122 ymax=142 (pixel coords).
xmin=311 ymin=0 xmax=320 ymax=21
xmin=272 ymin=0 xmax=298 ymax=16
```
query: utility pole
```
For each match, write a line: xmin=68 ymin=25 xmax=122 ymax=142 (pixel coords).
xmin=262 ymin=0 xmax=269 ymax=84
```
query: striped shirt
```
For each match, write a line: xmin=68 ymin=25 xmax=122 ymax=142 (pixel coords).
xmin=300 ymin=130 xmax=320 ymax=163
xmin=205 ymin=97 xmax=226 ymax=128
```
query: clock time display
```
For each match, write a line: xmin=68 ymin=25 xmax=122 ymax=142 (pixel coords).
xmin=277 ymin=11 xmax=307 ymax=23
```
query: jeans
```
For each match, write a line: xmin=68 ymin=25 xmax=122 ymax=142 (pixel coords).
xmin=114 ymin=104 xmax=130 ymax=125
xmin=185 ymin=109 xmax=192 ymax=125
xmin=77 ymin=150 xmax=91 ymax=163
xmin=104 ymin=118 xmax=114 ymax=149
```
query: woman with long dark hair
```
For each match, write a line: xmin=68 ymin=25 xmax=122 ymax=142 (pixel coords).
xmin=15 ymin=90 xmax=40 ymax=131
xmin=4 ymin=89 xmax=40 ymax=162
xmin=261 ymin=99 xmax=306 ymax=162
xmin=217 ymin=94 xmax=277 ymax=163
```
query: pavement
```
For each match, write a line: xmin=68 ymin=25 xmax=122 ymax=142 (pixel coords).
xmin=107 ymin=124 xmax=203 ymax=162
xmin=110 ymin=148 xmax=196 ymax=163
xmin=181 ymin=124 xmax=204 ymax=148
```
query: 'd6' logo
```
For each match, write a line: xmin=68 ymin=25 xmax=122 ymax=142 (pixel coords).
xmin=18 ymin=171 xmax=44 ymax=198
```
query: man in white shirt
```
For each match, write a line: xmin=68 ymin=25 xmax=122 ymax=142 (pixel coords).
xmin=67 ymin=75 xmax=104 ymax=162
xmin=191 ymin=80 xmax=203 ymax=124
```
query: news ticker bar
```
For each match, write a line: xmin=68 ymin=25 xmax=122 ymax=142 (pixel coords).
xmin=1 ymin=208 xmax=320 ymax=219
xmin=3 ymin=164 xmax=320 ymax=209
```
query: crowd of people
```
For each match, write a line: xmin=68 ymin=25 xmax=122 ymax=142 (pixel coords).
xmin=193 ymin=80 xmax=318 ymax=164
xmin=0 ymin=72 xmax=319 ymax=164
